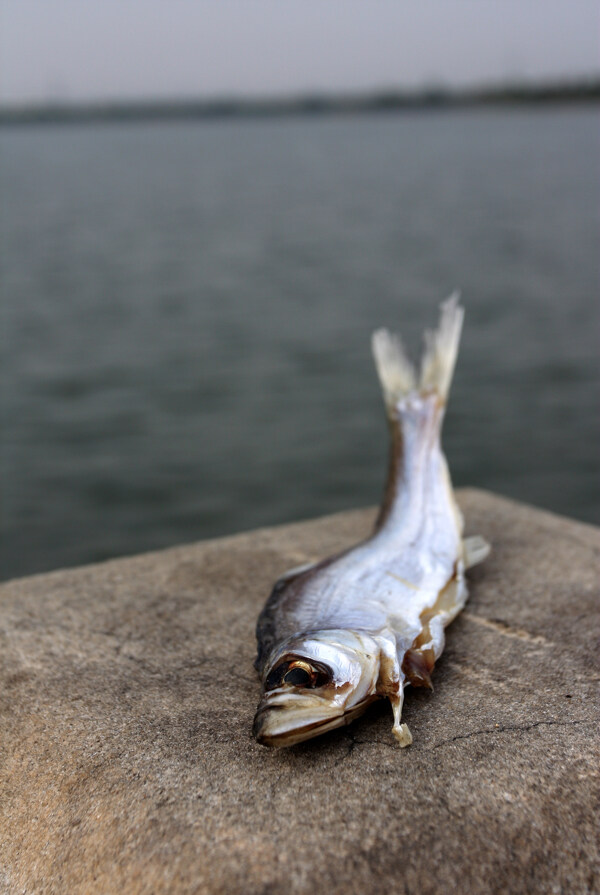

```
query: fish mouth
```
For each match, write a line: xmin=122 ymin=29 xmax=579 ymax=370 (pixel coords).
xmin=253 ymin=696 xmax=378 ymax=748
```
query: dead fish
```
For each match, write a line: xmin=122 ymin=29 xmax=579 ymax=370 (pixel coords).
xmin=253 ymin=294 xmax=489 ymax=748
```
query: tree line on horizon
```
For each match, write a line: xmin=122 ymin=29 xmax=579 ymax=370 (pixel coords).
xmin=1 ymin=77 xmax=598 ymax=126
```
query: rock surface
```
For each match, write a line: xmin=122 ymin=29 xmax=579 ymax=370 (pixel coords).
xmin=0 ymin=489 xmax=598 ymax=895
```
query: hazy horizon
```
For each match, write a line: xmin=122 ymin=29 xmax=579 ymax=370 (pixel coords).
xmin=1 ymin=1 xmax=598 ymax=105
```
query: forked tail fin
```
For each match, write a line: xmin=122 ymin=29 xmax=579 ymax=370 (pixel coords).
xmin=372 ymin=292 xmax=464 ymax=411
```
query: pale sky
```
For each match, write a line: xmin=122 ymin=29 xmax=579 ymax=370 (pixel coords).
xmin=1 ymin=0 xmax=598 ymax=104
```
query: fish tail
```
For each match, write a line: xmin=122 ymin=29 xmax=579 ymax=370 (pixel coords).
xmin=372 ymin=291 xmax=464 ymax=410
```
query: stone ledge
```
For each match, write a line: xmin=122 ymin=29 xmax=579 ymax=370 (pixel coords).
xmin=0 ymin=489 xmax=598 ymax=895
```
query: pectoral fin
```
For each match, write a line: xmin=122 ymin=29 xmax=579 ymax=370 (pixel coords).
xmin=402 ymin=648 xmax=434 ymax=690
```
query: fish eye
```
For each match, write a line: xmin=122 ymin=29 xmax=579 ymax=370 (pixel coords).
xmin=264 ymin=657 xmax=331 ymax=691
xmin=282 ymin=661 xmax=312 ymax=686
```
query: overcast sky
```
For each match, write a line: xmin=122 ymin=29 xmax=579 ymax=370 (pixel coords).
xmin=1 ymin=1 xmax=598 ymax=104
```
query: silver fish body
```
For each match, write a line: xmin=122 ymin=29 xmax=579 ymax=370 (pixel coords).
xmin=253 ymin=295 xmax=489 ymax=747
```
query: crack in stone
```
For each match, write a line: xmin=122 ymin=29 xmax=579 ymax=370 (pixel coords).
xmin=337 ymin=718 xmax=597 ymax=757
xmin=460 ymin=611 xmax=550 ymax=645
xmin=432 ymin=718 xmax=597 ymax=750
xmin=334 ymin=729 xmax=357 ymax=765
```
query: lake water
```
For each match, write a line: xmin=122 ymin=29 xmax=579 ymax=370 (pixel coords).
xmin=1 ymin=108 xmax=598 ymax=580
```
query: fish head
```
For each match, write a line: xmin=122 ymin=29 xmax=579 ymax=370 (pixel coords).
xmin=253 ymin=629 xmax=381 ymax=747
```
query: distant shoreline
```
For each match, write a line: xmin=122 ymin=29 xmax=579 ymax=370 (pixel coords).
xmin=1 ymin=78 xmax=599 ymax=127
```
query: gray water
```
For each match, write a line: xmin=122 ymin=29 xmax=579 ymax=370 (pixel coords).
xmin=1 ymin=108 xmax=598 ymax=580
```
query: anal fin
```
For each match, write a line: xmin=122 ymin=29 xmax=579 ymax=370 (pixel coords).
xmin=463 ymin=536 xmax=491 ymax=570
